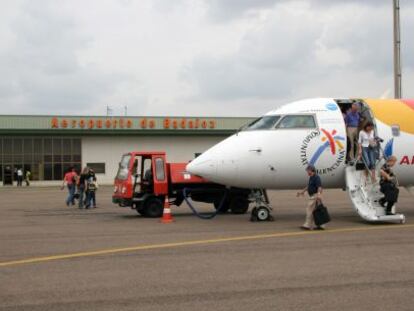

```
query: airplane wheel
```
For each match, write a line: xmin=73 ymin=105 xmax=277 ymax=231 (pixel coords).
xmin=256 ymin=207 xmax=270 ymax=221
xmin=251 ymin=206 xmax=272 ymax=222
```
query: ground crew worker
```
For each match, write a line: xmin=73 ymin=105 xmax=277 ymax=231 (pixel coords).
xmin=296 ymin=165 xmax=323 ymax=230
xmin=379 ymin=156 xmax=399 ymax=215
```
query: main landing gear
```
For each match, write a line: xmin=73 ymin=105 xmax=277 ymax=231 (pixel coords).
xmin=250 ymin=189 xmax=274 ymax=222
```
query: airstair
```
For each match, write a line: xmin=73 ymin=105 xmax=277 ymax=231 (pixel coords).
xmin=345 ymin=158 xmax=405 ymax=224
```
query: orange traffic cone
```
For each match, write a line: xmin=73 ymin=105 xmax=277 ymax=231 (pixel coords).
xmin=160 ymin=196 xmax=174 ymax=223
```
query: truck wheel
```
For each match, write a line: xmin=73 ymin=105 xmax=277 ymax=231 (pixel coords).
xmin=229 ymin=196 xmax=249 ymax=214
xmin=214 ymin=198 xmax=229 ymax=213
xmin=144 ymin=197 xmax=164 ymax=218
xmin=135 ymin=203 xmax=146 ymax=216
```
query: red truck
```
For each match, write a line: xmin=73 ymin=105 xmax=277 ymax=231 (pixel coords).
xmin=112 ymin=151 xmax=251 ymax=217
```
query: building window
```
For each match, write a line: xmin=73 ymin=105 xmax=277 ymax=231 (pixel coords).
xmin=0 ymin=137 xmax=82 ymax=182
xmin=86 ymin=163 xmax=106 ymax=174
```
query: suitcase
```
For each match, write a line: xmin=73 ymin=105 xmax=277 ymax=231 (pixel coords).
xmin=313 ymin=202 xmax=331 ymax=226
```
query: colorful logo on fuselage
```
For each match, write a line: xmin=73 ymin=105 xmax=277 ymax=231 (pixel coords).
xmin=309 ymin=129 xmax=345 ymax=165
xmin=326 ymin=102 xmax=338 ymax=111
xmin=384 ymin=138 xmax=394 ymax=158
xmin=300 ymin=128 xmax=346 ymax=175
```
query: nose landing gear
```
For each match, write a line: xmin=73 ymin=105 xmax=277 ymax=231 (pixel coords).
xmin=250 ymin=189 xmax=274 ymax=222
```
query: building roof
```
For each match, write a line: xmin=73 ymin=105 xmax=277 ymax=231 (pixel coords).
xmin=0 ymin=115 xmax=256 ymax=136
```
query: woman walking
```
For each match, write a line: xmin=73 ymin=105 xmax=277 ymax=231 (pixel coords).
xmin=61 ymin=167 xmax=78 ymax=206
xmin=358 ymin=122 xmax=377 ymax=183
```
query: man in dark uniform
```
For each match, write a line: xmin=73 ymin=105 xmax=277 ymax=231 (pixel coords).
xmin=379 ymin=156 xmax=399 ymax=215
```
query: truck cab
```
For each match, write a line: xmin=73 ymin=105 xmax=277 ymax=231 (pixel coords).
xmin=113 ymin=151 xmax=169 ymax=217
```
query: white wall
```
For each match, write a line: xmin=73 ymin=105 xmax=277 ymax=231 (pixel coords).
xmin=81 ymin=135 xmax=227 ymax=184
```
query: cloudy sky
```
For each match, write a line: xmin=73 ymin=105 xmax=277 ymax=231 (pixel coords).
xmin=0 ymin=0 xmax=413 ymax=117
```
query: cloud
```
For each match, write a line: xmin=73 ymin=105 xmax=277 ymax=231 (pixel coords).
xmin=0 ymin=0 xmax=412 ymax=117
xmin=182 ymin=1 xmax=414 ymax=114
xmin=0 ymin=0 xmax=133 ymax=114
xmin=204 ymin=0 xmax=399 ymax=22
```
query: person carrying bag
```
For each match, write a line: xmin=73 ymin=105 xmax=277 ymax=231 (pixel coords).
xmin=313 ymin=199 xmax=331 ymax=227
xmin=297 ymin=165 xmax=328 ymax=230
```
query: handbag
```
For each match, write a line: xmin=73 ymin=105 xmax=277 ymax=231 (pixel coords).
xmin=313 ymin=201 xmax=331 ymax=226
xmin=355 ymin=160 xmax=365 ymax=171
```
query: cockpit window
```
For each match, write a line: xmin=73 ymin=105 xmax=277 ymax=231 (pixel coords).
xmin=245 ymin=116 xmax=281 ymax=131
xmin=276 ymin=115 xmax=316 ymax=129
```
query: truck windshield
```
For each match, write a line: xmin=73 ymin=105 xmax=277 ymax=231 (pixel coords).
xmin=244 ymin=115 xmax=280 ymax=131
xmin=116 ymin=154 xmax=131 ymax=180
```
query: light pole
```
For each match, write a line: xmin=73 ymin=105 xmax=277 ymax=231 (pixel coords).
xmin=393 ymin=0 xmax=402 ymax=98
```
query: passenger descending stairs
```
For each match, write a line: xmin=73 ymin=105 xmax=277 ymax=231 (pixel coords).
xmin=345 ymin=161 xmax=405 ymax=223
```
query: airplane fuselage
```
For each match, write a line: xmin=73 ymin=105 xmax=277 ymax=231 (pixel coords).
xmin=187 ymin=98 xmax=414 ymax=190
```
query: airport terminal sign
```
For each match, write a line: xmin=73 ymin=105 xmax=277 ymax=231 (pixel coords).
xmin=50 ymin=117 xmax=216 ymax=130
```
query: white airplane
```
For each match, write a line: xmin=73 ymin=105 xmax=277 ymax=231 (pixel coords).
xmin=187 ymin=98 xmax=414 ymax=223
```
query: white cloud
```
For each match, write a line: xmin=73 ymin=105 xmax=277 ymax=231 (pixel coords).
xmin=183 ymin=1 xmax=414 ymax=115
xmin=0 ymin=0 xmax=412 ymax=117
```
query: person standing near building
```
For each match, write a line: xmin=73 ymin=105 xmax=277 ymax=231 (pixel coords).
xmin=296 ymin=165 xmax=324 ymax=230
xmin=25 ymin=170 xmax=31 ymax=186
xmin=85 ymin=175 xmax=98 ymax=209
xmin=16 ymin=168 xmax=23 ymax=187
xmin=78 ymin=167 xmax=89 ymax=209
xmin=61 ymin=167 xmax=78 ymax=206
xmin=344 ymin=103 xmax=361 ymax=162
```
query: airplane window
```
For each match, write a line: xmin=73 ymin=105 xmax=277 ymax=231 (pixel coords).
xmin=391 ymin=125 xmax=400 ymax=137
xmin=245 ymin=116 xmax=281 ymax=130
xmin=276 ymin=115 xmax=316 ymax=129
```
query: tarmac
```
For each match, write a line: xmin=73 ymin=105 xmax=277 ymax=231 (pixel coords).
xmin=1 ymin=186 xmax=414 ymax=311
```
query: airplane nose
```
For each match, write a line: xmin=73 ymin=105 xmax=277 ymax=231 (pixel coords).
xmin=186 ymin=134 xmax=241 ymax=184
xmin=186 ymin=157 xmax=217 ymax=179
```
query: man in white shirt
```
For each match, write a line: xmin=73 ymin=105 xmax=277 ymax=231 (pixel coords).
xmin=16 ymin=168 xmax=23 ymax=187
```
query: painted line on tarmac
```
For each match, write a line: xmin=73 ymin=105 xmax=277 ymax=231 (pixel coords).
xmin=1 ymin=224 xmax=414 ymax=268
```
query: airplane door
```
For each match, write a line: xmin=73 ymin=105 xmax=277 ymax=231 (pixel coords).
xmin=364 ymin=98 xmax=414 ymax=186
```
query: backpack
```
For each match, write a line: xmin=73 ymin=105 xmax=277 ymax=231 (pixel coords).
xmin=88 ymin=179 xmax=97 ymax=191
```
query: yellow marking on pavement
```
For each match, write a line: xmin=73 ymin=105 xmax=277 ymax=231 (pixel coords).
xmin=1 ymin=224 xmax=414 ymax=267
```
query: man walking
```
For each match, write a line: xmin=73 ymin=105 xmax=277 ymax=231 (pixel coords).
xmin=297 ymin=165 xmax=323 ymax=230
xmin=25 ymin=170 xmax=31 ymax=186
xmin=344 ymin=103 xmax=361 ymax=162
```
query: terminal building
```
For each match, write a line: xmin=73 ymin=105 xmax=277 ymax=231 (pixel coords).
xmin=0 ymin=115 xmax=254 ymax=185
